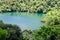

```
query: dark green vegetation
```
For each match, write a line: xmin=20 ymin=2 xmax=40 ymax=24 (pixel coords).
xmin=0 ymin=8 xmax=60 ymax=40
xmin=22 ymin=30 xmax=34 ymax=40
xmin=0 ymin=21 xmax=23 ymax=40
xmin=0 ymin=28 xmax=8 ymax=40
xmin=22 ymin=9 xmax=60 ymax=40
xmin=34 ymin=9 xmax=60 ymax=40
xmin=0 ymin=0 xmax=60 ymax=40
xmin=34 ymin=25 xmax=60 ymax=40
xmin=0 ymin=0 xmax=60 ymax=13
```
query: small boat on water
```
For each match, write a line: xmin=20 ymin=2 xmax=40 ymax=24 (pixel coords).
xmin=41 ymin=20 xmax=45 ymax=23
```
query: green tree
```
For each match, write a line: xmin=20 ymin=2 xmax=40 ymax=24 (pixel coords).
xmin=0 ymin=0 xmax=60 ymax=13
xmin=34 ymin=25 xmax=60 ymax=40
xmin=0 ymin=20 xmax=23 ymax=40
xmin=44 ymin=9 xmax=60 ymax=25
xmin=23 ymin=30 xmax=33 ymax=40
xmin=0 ymin=28 xmax=8 ymax=40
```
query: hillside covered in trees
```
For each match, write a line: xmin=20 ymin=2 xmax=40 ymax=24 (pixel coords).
xmin=0 ymin=0 xmax=60 ymax=13
xmin=0 ymin=0 xmax=60 ymax=40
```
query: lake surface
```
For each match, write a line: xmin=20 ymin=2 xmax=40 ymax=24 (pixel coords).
xmin=0 ymin=12 xmax=44 ymax=31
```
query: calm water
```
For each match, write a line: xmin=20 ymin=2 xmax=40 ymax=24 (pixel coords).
xmin=0 ymin=12 xmax=44 ymax=31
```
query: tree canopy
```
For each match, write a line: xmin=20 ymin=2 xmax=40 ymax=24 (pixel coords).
xmin=0 ymin=0 xmax=60 ymax=13
xmin=0 ymin=20 xmax=23 ymax=40
xmin=44 ymin=9 xmax=60 ymax=25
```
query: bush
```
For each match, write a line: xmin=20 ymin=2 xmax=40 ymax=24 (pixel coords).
xmin=0 ymin=0 xmax=60 ymax=13
xmin=0 ymin=28 xmax=8 ymax=40
xmin=34 ymin=25 xmax=60 ymax=40
xmin=0 ymin=20 xmax=23 ymax=40
xmin=44 ymin=9 xmax=60 ymax=25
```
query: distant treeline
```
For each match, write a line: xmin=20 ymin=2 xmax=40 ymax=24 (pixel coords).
xmin=0 ymin=0 xmax=60 ymax=13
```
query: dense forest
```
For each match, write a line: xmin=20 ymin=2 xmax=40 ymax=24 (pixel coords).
xmin=0 ymin=0 xmax=60 ymax=13
xmin=22 ymin=9 xmax=60 ymax=40
xmin=0 ymin=20 xmax=23 ymax=40
xmin=0 ymin=0 xmax=60 ymax=40
xmin=0 ymin=9 xmax=60 ymax=40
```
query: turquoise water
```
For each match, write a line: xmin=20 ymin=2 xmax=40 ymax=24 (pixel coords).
xmin=0 ymin=12 xmax=44 ymax=31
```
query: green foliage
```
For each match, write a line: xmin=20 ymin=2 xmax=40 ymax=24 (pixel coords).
xmin=44 ymin=9 xmax=60 ymax=25
xmin=0 ymin=28 xmax=8 ymax=40
xmin=0 ymin=20 xmax=23 ymax=40
xmin=0 ymin=0 xmax=60 ymax=13
xmin=33 ymin=9 xmax=60 ymax=40
xmin=34 ymin=25 xmax=60 ymax=40
xmin=23 ymin=30 xmax=34 ymax=40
